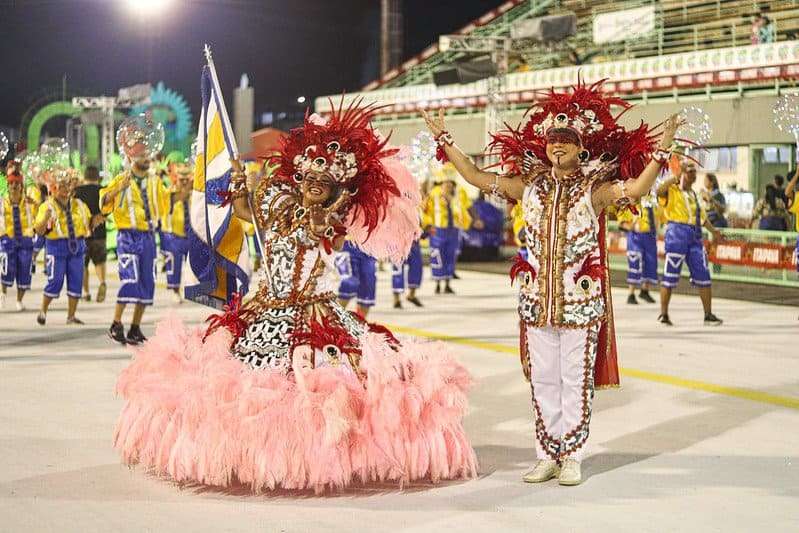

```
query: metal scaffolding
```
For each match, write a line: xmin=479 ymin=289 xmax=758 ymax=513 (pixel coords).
xmin=71 ymin=85 xmax=150 ymax=176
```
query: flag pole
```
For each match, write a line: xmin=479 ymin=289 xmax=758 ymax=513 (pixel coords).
xmin=203 ymin=44 xmax=267 ymax=281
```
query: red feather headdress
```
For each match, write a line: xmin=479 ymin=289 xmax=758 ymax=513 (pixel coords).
xmin=266 ymin=98 xmax=401 ymax=236
xmin=489 ymin=79 xmax=659 ymax=181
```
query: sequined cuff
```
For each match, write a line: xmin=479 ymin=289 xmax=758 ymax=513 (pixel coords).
xmin=218 ymin=171 xmax=249 ymax=207
xmin=229 ymin=169 xmax=248 ymax=192
xmin=614 ymin=180 xmax=637 ymax=213
xmin=488 ymin=176 xmax=501 ymax=197
xmin=652 ymin=146 xmax=673 ymax=167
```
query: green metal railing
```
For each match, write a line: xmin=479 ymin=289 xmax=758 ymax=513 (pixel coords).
xmin=383 ymin=0 xmax=558 ymax=88
xmin=522 ymin=1 xmax=799 ymax=71
xmin=607 ymin=223 xmax=799 ymax=288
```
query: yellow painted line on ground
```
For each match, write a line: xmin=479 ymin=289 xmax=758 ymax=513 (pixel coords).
xmin=388 ymin=323 xmax=799 ymax=411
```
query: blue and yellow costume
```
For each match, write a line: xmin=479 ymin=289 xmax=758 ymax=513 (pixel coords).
xmin=160 ymin=195 xmax=192 ymax=290
xmin=0 ymin=193 xmax=38 ymax=291
xmin=100 ymin=171 xmax=168 ymax=305
xmin=617 ymin=194 xmax=660 ymax=287
xmin=336 ymin=240 xmax=377 ymax=308
xmin=789 ymin=192 xmax=799 ymax=273
xmin=35 ymin=197 xmax=91 ymax=299
xmin=660 ymin=184 xmax=710 ymax=288
xmin=392 ymin=239 xmax=423 ymax=294
xmin=423 ymin=166 xmax=472 ymax=281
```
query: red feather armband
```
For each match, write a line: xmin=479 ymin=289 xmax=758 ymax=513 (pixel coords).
xmin=435 ymin=131 xmax=454 ymax=163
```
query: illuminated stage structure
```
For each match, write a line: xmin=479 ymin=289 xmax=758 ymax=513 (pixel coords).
xmin=19 ymin=82 xmax=193 ymax=176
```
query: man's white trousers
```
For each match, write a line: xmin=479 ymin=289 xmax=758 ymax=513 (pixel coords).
xmin=526 ymin=324 xmax=599 ymax=461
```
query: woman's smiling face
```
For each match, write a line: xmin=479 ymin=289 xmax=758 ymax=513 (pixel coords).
xmin=301 ymin=171 xmax=334 ymax=205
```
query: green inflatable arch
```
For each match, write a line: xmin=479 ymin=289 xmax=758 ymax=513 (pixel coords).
xmin=26 ymin=101 xmax=100 ymax=163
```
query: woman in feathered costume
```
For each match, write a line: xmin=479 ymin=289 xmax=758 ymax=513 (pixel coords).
xmin=423 ymin=80 xmax=682 ymax=486
xmin=113 ymin=101 xmax=477 ymax=493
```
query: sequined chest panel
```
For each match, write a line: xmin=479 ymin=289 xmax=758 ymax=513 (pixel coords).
xmin=519 ymin=175 xmax=606 ymax=328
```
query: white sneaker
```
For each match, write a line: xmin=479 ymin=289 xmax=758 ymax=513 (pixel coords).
xmin=522 ymin=459 xmax=559 ymax=483
xmin=171 ymin=291 xmax=182 ymax=304
xmin=558 ymin=458 xmax=582 ymax=486
xmin=15 ymin=301 xmax=25 ymax=312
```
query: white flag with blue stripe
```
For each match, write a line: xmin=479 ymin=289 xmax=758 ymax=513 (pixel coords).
xmin=184 ymin=47 xmax=251 ymax=309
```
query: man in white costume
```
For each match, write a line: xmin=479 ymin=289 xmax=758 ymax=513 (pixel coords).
xmin=424 ymin=81 xmax=681 ymax=485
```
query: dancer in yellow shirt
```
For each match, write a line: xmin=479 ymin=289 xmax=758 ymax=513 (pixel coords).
xmin=160 ymin=162 xmax=193 ymax=303
xmin=423 ymin=164 xmax=471 ymax=294
xmin=656 ymin=161 xmax=723 ymax=326
xmin=100 ymin=156 xmax=165 ymax=345
xmin=0 ymin=166 xmax=38 ymax=311
xmin=616 ymin=193 xmax=660 ymax=305
xmin=33 ymin=169 xmax=92 ymax=325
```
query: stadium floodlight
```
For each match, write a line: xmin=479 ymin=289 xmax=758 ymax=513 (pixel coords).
xmin=126 ymin=0 xmax=172 ymax=16
xmin=297 ymin=96 xmax=307 ymax=104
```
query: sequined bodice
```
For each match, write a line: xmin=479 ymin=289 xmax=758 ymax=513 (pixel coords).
xmin=517 ymin=171 xmax=606 ymax=328
xmin=259 ymin=227 xmax=338 ymax=301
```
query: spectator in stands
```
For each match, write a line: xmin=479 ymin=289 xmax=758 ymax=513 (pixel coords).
xmin=564 ymin=43 xmax=600 ymax=66
xmin=702 ymin=173 xmax=728 ymax=228
xmin=751 ymin=14 xmax=765 ymax=44
xmin=74 ymin=166 xmax=108 ymax=302
xmin=752 ymin=184 xmax=789 ymax=231
xmin=759 ymin=15 xmax=775 ymax=44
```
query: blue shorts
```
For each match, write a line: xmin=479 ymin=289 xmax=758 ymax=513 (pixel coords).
xmin=33 ymin=235 xmax=45 ymax=253
xmin=430 ymin=227 xmax=459 ymax=280
xmin=336 ymin=241 xmax=377 ymax=307
xmin=392 ymin=240 xmax=423 ymax=293
xmin=161 ymin=232 xmax=189 ymax=289
xmin=626 ymin=231 xmax=658 ymax=286
xmin=44 ymin=239 xmax=86 ymax=299
xmin=0 ymin=237 xmax=34 ymax=290
xmin=117 ymin=229 xmax=156 ymax=305
xmin=662 ymin=223 xmax=711 ymax=288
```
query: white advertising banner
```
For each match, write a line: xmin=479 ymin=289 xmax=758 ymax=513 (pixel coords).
xmin=593 ymin=6 xmax=656 ymax=44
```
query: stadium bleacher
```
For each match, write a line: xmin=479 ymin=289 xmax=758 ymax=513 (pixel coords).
xmin=374 ymin=0 xmax=799 ymax=89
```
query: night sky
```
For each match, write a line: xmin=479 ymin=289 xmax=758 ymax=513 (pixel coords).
xmin=0 ymin=0 xmax=494 ymax=130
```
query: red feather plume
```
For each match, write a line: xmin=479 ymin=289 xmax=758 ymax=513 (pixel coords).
xmin=489 ymin=78 xmax=658 ymax=180
xmin=365 ymin=321 xmax=400 ymax=346
xmin=509 ymin=253 xmax=536 ymax=286
xmin=292 ymin=314 xmax=360 ymax=355
xmin=265 ymin=97 xmax=400 ymax=236
xmin=574 ymin=255 xmax=604 ymax=282
xmin=204 ymin=292 xmax=253 ymax=342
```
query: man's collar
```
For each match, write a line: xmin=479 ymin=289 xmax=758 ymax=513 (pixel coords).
xmin=549 ymin=165 xmax=582 ymax=182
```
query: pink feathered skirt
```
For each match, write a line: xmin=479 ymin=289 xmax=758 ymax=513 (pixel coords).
xmin=113 ymin=316 xmax=477 ymax=493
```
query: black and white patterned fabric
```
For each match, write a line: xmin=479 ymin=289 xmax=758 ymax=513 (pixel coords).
xmin=233 ymin=306 xmax=297 ymax=370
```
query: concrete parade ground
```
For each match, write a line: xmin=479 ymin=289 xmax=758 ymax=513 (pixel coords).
xmin=1 ymin=263 xmax=797 ymax=532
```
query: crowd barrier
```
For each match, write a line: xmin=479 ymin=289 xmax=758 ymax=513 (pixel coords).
xmin=606 ymin=223 xmax=799 ymax=288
